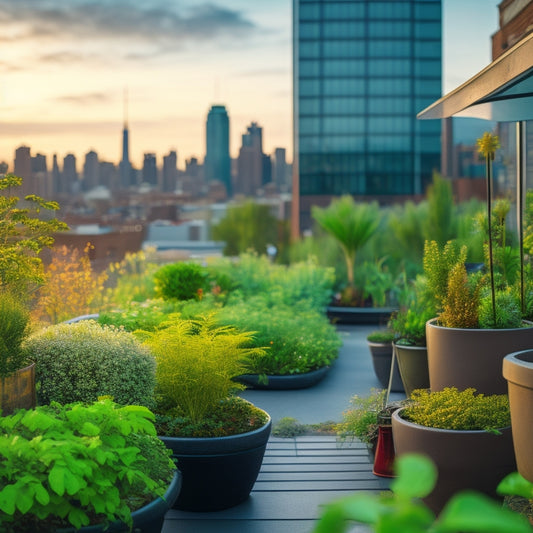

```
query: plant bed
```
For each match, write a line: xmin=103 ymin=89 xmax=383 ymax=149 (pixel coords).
xmin=236 ymin=366 xmax=330 ymax=390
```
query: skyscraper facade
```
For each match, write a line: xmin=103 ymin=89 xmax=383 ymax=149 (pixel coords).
xmin=293 ymin=0 xmax=442 ymax=232
xmin=162 ymin=150 xmax=178 ymax=192
xmin=142 ymin=153 xmax=157 ymax=187
xmin=236 ymin=122 xmax=264 ymax=196
xmin=204 ymin=105 xmax=231 ymax=196
xmin=83 ymin=150 xmax=99 ymax=191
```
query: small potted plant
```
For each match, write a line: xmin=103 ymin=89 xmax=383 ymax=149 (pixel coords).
xmin=365 ymin=331 xmax=402 ymax=392
xmin=137 ymin=315 xmax=272 ymax=512
xmin=0 ymin=292 xmax=35 ymax=415
xmin=391 ymin=387 xmax=516 ymax=513
xmin=0 ymin=398 xmax=180 ymax=532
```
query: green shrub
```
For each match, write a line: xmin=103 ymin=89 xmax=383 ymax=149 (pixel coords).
xmin=137 ymin=316 xmax=265 ymax=424
xmin=215 ymin=298 xmax=341 ymax=375
xmin=0 ymin=292 xmax=31 ymax=378
xmin=0 ymin=399 xmax=175 ymax=532
xmin=210 ymin=253 xmax=335 ymax=311
xmin=403 ymin=387 xmax=510 ymax=432
xmin=366 ymin=330 xmax=394 ymax=344
xmin=336 ymin=388 xmax=386 ymax=445
xmin=272 ymin=417 xmax=308 ymax=438
xmin=25 ymin=321 xmax=156 ymax=407
xmin=478 ymin=290 xmax=522 ymax=329
xmin=153 ymin=261 xmax=208 ymax=301
xmin=98 ymin=298 xmax=182 ymax=332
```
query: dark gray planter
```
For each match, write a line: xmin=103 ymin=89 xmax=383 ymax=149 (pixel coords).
xmin=236 ymin=366 xmax=330 ymax=390
xmin=426 ymin=318 xmax=533 ymax=395
xmin=327 ymin=306 xmax=396 ymax=325
xmin=367 ymin=341 xmax=403 ymax=392
xmin=394 ymin=343 xmax=429 ymax=398
xmin=57 ymin=470 xmax=182 ymax=532
xmin=392 ymin=408 xmax=516 ymax=514
xmin=160 ymin=411 xmax=271 ymax=511
xmin=503 ymin=349 xmax=533 ymax=483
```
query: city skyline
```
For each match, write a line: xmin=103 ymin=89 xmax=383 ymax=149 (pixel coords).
xmin=0 ymin=0 xmax=500 ymax=169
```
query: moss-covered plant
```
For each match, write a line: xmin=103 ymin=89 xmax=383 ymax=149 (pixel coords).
xmin=137 ymin=315 xmax=268 ymax=437
xmin=25 ymin=321 xmax=156 ymax=407
xmin=0 ymin=399 xmax=176 ymax=532
xmin=153 ymin=261 xmax=209 ymax=301
xmin=402 ymin=387 xmax=510 ymax=432
xmin=0 ymin=291 xmax=31 ymax=378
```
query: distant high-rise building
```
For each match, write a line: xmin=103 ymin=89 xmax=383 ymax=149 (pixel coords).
xmin=142 ymin=153 xmax=157 ymax=187
xmin=83 ymin=150 xmax=99 ymax=191
xmin=51 ymin=154 xmax=63 ymax=195
xmin=31 ymin=153 xmax=50 ymax=197
xmin=99 ymin=161 xmax=117 ymax=190
xmin=162 ymin=150 xmax=178 ymax=192
xmin=14 ymin=146 xmax=32 ymax=195
xmin=62 ymin=154 xmax=78 ymax=194
xmin=0 ymin=162 xmax=7 ymax=174
xmin=273 ymin=148 xmax=288 ymax=191
xmin=236 ymin=122 xmax=264 ymax=196
xmin=119 ymin=91 xmax=132 ymax=189
xmin=204 ymin=104 xmax=231 ymax=196
xmin=293 ymin=0 xmax=442 ymax=233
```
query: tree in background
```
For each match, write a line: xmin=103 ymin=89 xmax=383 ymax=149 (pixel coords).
xmin=33 ymin=244 xmax=107 ymax=324
xmin=0 ymin=174 xmax=68 ymax=300
xmin=212 ymin=200 xmax=288 ymax=258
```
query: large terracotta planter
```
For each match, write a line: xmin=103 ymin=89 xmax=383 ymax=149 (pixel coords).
xmin=159 ymin=411 xmax=271 ymax=511
xmin=0 ymin=363 xmax=36 ymax=415
xmin=503 ymin=349 xmax=533 ymax=483
xmin=392 ymin=408 xmax=516 ymax=513
xmin=426 ymin=318 xmax=533 ymax=395
xmin=393 ymin=343 xmax=429 ymax=398
xmin=368 ymin=341 xmax=403 ymax=392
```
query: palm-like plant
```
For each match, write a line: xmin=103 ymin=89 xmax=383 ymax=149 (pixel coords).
xmin=312 ymin=196 xmax=380 ymax=303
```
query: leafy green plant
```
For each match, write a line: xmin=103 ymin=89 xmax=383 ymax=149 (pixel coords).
xmin=137 ymin=315 xmax=265 ymax=425
xmin=336 ymin=388 xmax=387 ymax=446
xmin=154 ymin=261 xmax=208 ymax=301
xmin=353 ymin=258 xmax=395 ymax=307
xmin=0 ymin=399 xmax=176 ymax=532
xmin=403 ymin=388 xmax=510 ymax=432
xmin=0 ymin=291 xmax=31 ymax=378
xmin=478 ymin=289 xmax=522 ymax=329
xmin=312 ymin=196 xmax=380 ymax=305
xmin=25 ymin=321 xmax=156 ymax=407
xmin=314 ymin=454 xmax=531 ymax=533
xmin=0 ymin=174 xmax=68 ymax=299
xmin=214 ymin=298 xmax=341 ymax=375
xmin=366 ymin=330 xmax=394 ymax=344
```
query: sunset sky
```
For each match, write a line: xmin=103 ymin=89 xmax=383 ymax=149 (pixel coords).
xmin=0 ymin=0 xmax=500 ymax=169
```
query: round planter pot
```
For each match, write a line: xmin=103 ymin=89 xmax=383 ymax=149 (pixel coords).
xmin=160 ymin=412 xmax=272 ymax=512
xmin=426 ymin=318 xmax=533 ymax=395
xmin=57 ymin=470 xmax=182 ymax=532
xmin=503 ymin=349 xmax=533 ymax=483
xmin=393 ymin=344 xmax=429 ymax=398
xmin=237 ymin=366 xmax=330 ymax=390
xmin=391 ymin=408 xmax=516 ymax=514
xmin=0 ymin=363 xmax=36 ymax=415
xmin=368 ymin=342 xmax=403 ymax=392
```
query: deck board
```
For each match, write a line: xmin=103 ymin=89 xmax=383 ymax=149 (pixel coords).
xmin=162 ymin=435 xmax=390 ymax=533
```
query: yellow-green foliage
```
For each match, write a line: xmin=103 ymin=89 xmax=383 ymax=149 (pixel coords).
xmin=404 ymin=388 xmax=510 ymax=431
xmin=138 ymin=316 xmax=265 ymax=423
xmin=423 ymin=240 xmax=467 ymax=310
xmin=439 ymin=262 xmax=480 ymax=328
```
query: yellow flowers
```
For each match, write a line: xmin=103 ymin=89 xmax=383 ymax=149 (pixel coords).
xmin=477 ymin=132 xmax=500 ymax=160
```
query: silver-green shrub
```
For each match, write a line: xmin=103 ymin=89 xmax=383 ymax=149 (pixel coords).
xmin=25 ymin=321 xmax=156 ymax=407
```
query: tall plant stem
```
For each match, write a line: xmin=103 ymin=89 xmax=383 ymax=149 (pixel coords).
xmin=486 ymin=154 xmax=497 ymax=326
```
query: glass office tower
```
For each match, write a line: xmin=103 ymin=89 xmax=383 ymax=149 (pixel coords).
xmin=205 ymin=105 xmax=232 ymax=196
xmin=294 ymin=0 xmax=442 ymax=231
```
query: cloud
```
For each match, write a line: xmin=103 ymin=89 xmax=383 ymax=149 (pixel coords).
xmin=53 ymin=93 xmax=111 ymax=105
xmin=0 ymin=1 xmax=257 ymax=45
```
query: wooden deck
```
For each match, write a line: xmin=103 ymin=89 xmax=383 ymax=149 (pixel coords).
xmin=162 ymin=435 xmax=391 ymax=533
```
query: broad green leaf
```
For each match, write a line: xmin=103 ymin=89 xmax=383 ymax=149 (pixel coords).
xmin=64 ymin=468 xmax=85 ymax=496
xmin=79 ymin=422 xmax=100 ymax=436
xmin=435 ymin=491 xmax=532 ymax=533
xmin=497 ymin=471 xmax=533 ymax=499
xmin=20 ymin=409 xmax=56 ymax=432
xmin=0 ymin=485 xmax=17 ymax=514
xmin=33 ymin=482 xmax=50 ymax=506
xmin=68 ymin=506 xmax=90 ymax=530
xmin=391 ymin=454 xmax=437 ymax=499
xmin=15 ymin=486 xmax=34 ymax=514
xmin=48 ymin=464 xmax=66 ymax=496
